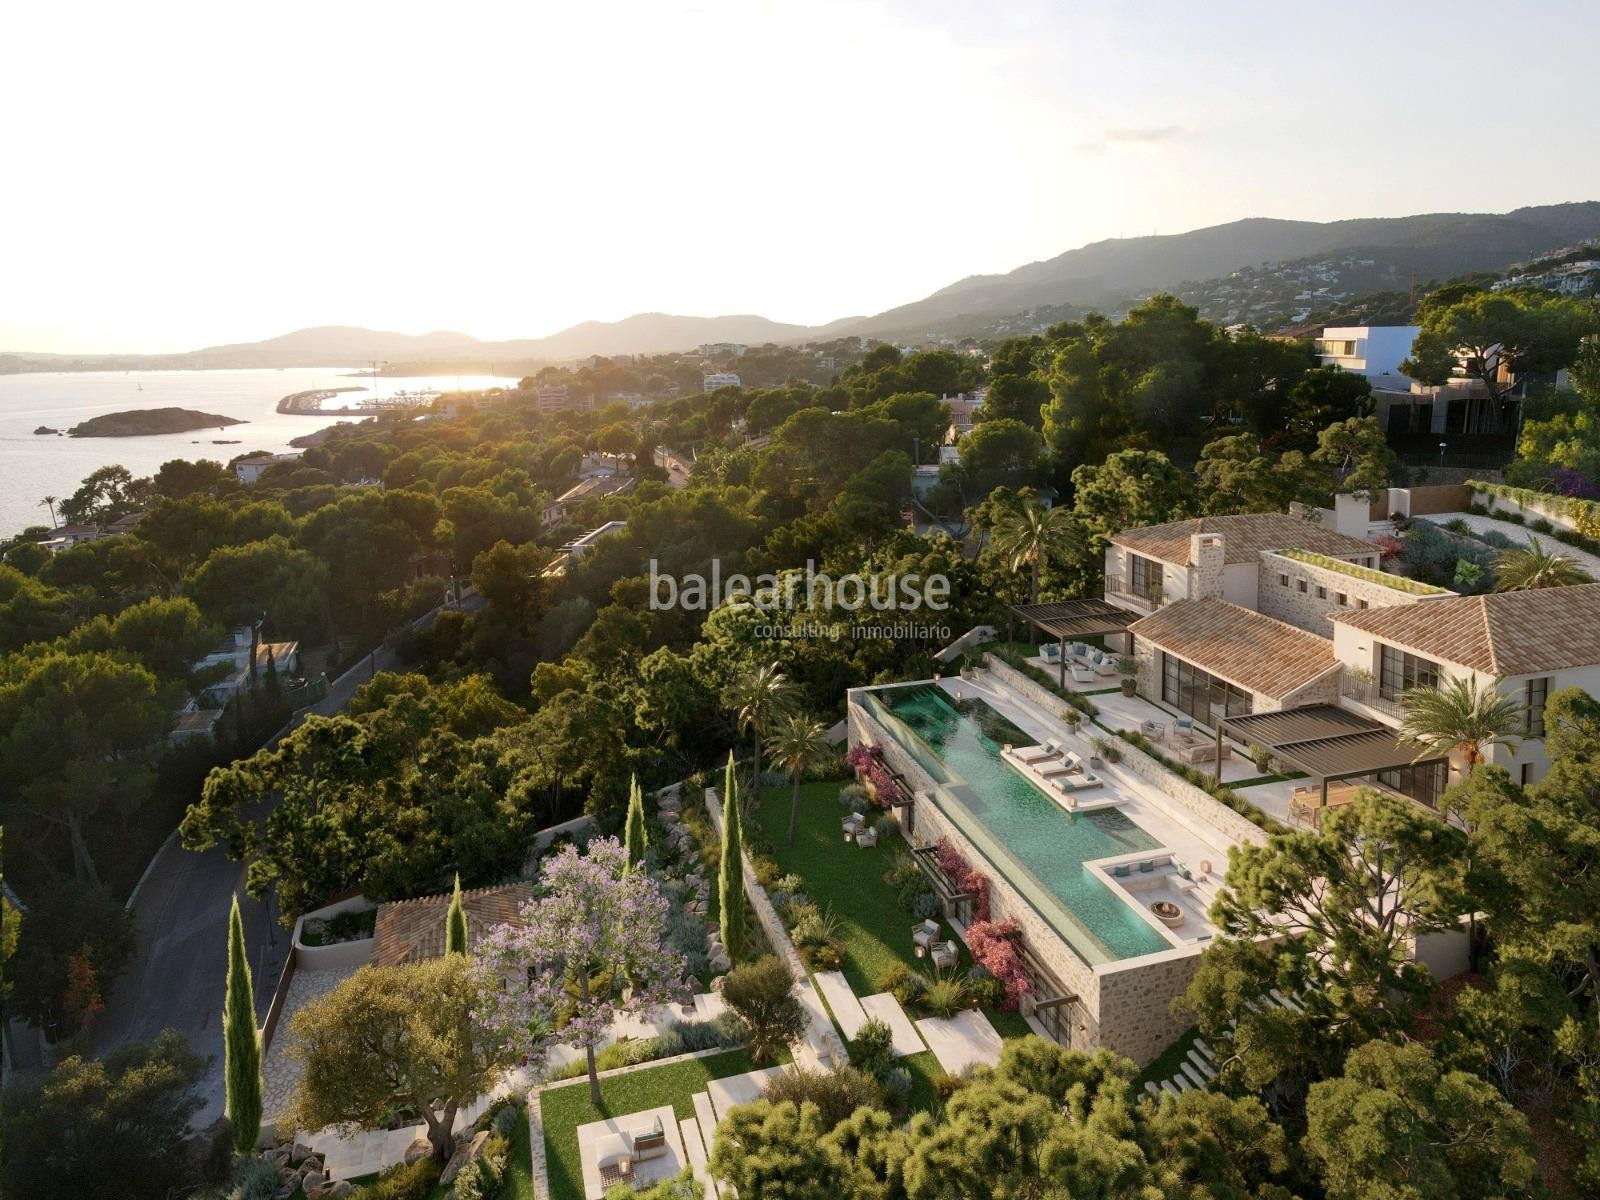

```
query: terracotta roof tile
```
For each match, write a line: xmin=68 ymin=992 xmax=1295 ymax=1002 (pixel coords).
xmin=1112 ymin=513 xmax=1376 ymax=566
xmin=1129 ymin=598 xmax=1339 ymax=698
xmin=371 ymin=882 xmax=535 ymax=968
xmin=1330 ymin=583 xmax=1600 ymax=676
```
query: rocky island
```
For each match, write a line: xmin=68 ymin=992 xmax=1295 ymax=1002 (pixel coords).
xmin=68 ymin=408 xmax=246 ymax=438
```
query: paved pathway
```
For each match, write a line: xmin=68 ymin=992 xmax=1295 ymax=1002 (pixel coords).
xmin=814 ymin=970 xmax=868 ymax=1039
xmin=916 ymin=1010 xmax=1003 ymax=1075
xmin=1420 ymin=511 xmax=1600 ymax=578
xmin=859 ymin=992 xmax=926 ymax=1057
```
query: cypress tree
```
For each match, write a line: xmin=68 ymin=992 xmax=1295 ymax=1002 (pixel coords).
xmin=223 ymin=894 xmax=263 ymax=1154
xmin=719 ymin=752 xmax=745 ymax=962
xmin=624 ymin=775 xmax=648 ymax=872
xmin=445 ymin=873 xmax=468 ymax=955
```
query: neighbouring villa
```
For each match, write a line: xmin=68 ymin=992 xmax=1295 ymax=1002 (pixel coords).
xmin=847 ymin=495 xmax=1600 ymax=1066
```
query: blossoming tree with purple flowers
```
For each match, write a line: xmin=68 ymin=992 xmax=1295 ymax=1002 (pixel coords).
xmin=474 ymin=836 xmax=690 ymax=1104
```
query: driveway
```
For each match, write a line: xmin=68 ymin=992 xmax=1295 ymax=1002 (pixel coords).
xmin=84 ymin=591 xmax=485 ymax=1125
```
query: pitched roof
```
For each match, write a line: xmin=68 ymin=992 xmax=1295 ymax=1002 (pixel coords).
xmin=1330 ymin=583 xmax=1600 ymax=675
xmin=1129 ymin=598 xmax=1339 ymax=698
xmin=1112 ymin=513 xmax=1376 ymax=566
xmin=371 ymin=882 xmax=535 ymax=968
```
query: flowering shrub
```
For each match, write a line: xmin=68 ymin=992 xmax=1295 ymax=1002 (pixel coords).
xmin=934 ymin=837 xmax=990 ymax=922
xmin=844 ymin=743 xmax=904 ymax=807
xmin=965 ymin=918 xmax=1032 ymax=1010
xmin=1372 ymin=533 xmax=1405 ymax=562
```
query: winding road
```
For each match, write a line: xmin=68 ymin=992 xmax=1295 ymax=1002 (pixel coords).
xmin=84 ymin=591 xmax=484 ymax=1125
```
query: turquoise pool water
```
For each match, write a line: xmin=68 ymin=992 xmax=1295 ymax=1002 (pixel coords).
xmin=871 ymin=683 xmax=1171 ymax=964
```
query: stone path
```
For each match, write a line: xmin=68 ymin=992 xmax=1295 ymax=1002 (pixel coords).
xmin=916 ymin=1009 xmax=1003 ymax=1075
xmin=707 ymin=1066 xmax=786 ymax=1122
xmin=679 ymin=1116 xmax=721 ymax=1199
xmin=815 ymin=970 xmax=868 ymax=1038
xmin=261 ymin=965 xmax=358 ymax=1118
xmin=859 ymin=992 xmax=926 ymax=1056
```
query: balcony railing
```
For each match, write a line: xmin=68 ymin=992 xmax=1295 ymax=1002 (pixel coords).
xmin=1340 ymin=676 xmax=1406 ymax=720
xmin=1104 ymin=575 xmax=1165 ymax=609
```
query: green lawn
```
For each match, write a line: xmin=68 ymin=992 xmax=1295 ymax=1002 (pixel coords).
xmin=540 ymin=1050 xmax=757 ymax=1200
xmin=748 ymin=780 xmax=1032 ymax=1040
xmin=501 ymin=1103 xmax=535 ymax=1200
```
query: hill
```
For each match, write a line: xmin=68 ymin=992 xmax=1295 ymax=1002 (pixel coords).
xmin=836 ymin=201 xmax=1600 ymax=339
xmin=67 ymin=408 xmax=245 ymax=437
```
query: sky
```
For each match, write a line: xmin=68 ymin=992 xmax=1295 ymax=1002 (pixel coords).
xmin=6 ymin=0 xmax=1599 ymax=354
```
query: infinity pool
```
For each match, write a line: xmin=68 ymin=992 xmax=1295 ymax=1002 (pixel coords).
xmin=869 ymin=683 xmax=1171 ymax=964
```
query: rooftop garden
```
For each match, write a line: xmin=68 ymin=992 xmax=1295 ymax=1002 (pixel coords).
xmin=1275 ymin=548 xmax=1450 ymax=595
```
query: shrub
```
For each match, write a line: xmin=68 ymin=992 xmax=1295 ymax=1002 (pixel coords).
xmin=491 ymin=1100 xmax=524 ymax=1139
xmin=1531 ymin=516 xmax=1555 ymax=533
xmin=872 ymin=813 xmax=899 ymax=840
xmin=838 ymin=783 xmax=870 ymax=811
xmin=921 ymin=974 xmax=968 ymax=1017
xmin=1249 ymin=743 xmax=1274 ymax=773
xmin=790 ymin=907 xmax=837 ymax=949
xmin=851 ymin=1017 xmax=896 ymax=1080
xmin=883 ymin=1065 xmax=913 ymax=1102
xmin=1091 ymin=736 xmax=1121 ymax=764
xmin=761 ymin=1067 xmax=885 ymax=1127
xmin=356 ymin=1159 xmax=441 ymax=1200
xmin=963 ymin=966 xmax=1005 ymax=1010
xmin=911 ymin=892 xmax=940 ymax=921
xmin=226 ymin=1158 xmax=280 ymax=1200
xmin=876 ymin=962 xmax=912 ymax=994
xmin=933 ymin=839 xmax=990 ymax=922
xmin=721 ymin=956 xmax=807 ymax=1063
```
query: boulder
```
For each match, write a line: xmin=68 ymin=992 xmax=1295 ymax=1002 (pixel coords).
xmin=301 ymin=1170 xmax=326 ymax=1193
xmin=290 ymin=1142 xmax=314 ymax=1166
xmin=708 ymin=951 xmax=732 ymax=973
xmin=403 ymin=1134 xmax=434 ymax=1164
xmin=440 ymin=1130 xmax=490 ymax=1186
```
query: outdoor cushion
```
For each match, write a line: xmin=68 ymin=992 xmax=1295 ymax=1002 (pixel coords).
xmin=595 ymin=1133 xmax=632 ymax=1170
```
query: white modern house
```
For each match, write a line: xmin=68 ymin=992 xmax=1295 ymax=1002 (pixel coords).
xmin=703 ymin=372 xmax=741 ymax=392
xmin=1314 ymin=325 xmax=1419 ymax=380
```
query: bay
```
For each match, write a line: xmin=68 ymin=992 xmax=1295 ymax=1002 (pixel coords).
xmin=0 ymin=367 xmax=518 ymax=537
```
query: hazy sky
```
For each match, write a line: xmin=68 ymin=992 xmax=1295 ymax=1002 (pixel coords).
xmin=6 ymin=0 xmax=1598 ymax=353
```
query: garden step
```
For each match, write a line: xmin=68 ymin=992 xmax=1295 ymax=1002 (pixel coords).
xmin=1178 ymin=1061 xmax=1208 ymax=1090
xmin=1186 ymin=1050 xmax=1216 ymax=1081
xmin=1269 ymin=989 xmax=1302 ymax=1012
xmin=1160 ymin=1080 xmax=1182 ymax=1098
xmin=692 ymin=1091 xmax=719 ymax=1143
xmin=679 ymin=1117 xmax=720 ymax=1200
xmin=1194 ymin=1038 xmax=1214 ymax=1060
xmin=1144 ymin=1081 xmax=1162 ymax=1099
xmin=1172 ymin=1073 xmax=1194 ymax=1092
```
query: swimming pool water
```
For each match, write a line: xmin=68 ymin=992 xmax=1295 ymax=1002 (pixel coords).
xmin=876 ymin=683 xmax=1172 ymax=964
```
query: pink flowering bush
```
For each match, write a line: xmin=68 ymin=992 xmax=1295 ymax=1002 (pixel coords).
xmin=965 ymin=918 xmax=1033 ymax=1010
xmin=844 ymin=743 xmax=904 ymax=807
xmin=933 ymin=837 xmax=990 ymax=923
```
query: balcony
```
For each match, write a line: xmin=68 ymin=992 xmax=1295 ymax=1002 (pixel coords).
xmin=1339 ymin=676 xmax=1406 ymax=721
xmin=1104 ymin=574 xmax=1165 ymax=612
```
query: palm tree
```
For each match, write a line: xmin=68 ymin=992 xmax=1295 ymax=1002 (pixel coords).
xmin=992 ymin=499 xmax=1080 ymax=605
xmin=725 ymin=662 xmax=799 ymax=791
xmin=40 ymin=495 xmax=58 ymax=527
xmin=1399 ymin=675 xmax=1522 ymax=773
xmin=766 ymin=713 xmax=833 ymax=847
xmin=1493 ymin=536 xmax=1593 ymax=591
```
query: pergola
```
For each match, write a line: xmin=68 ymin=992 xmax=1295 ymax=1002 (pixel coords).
xmin=1008 ymin=600 xmax=1140 ymax=688
xmin=1216 ymin=704 xmax=1448 ymax=810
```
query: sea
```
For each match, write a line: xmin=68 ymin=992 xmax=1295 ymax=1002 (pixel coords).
xmin=0 ymin=368 xmax=519 ymax=538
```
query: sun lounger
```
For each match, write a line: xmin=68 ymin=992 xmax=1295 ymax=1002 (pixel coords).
xmin=1061 ymin=750 xmax=1085 ymax=773
xmin=1013 ymin=744 xmax=1057 ymax=764
xmin=1060 ymin=772 xmax=1103 ymax=792
xmin=1036 ymin=760 xmax=1074 ymax=778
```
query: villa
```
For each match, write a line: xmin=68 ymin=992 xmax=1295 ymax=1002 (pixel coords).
xmin=846 ymin=499 xmax=1600 ymax=1066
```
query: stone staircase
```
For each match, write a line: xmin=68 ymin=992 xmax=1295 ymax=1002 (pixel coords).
xmin=1143 ymin=990 xmax=1304 ymax=1100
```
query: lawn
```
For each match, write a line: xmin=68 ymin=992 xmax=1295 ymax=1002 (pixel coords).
xmin=748 ymin=779 xmax=1033 ymax=1040
xmin=540 ymin=1050 xmax=757 ymax=1200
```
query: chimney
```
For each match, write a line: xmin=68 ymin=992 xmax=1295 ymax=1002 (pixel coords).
xmin=1190 ymin=533 xmax=1226 ymax=600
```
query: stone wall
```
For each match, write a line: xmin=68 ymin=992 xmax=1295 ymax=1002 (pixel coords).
xmin=980 ymin=653 xmax=1084 ymax=720
xmin=1094 ymin=948 xmax=1205 ymax=1067
xmin=1256 ymin=552 xmax=1431 ymax=635
xmin=1100 ymin=727 xmax=1270 ymax=849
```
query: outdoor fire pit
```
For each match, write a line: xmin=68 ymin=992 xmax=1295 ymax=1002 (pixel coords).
xmin=1149 ymin=900 xmax=1184 ymax=928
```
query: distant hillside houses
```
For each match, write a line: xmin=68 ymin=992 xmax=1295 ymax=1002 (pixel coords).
xmin=235 ymin=453 xmax=302 ymax=484
xmin=703 ymin=372 xmax=741 ymax=392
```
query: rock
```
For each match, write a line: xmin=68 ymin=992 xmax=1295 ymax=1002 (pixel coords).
xmin=440 ymin=1130 xmax=490 ymax=1186
xmin=290 ymin=1142 xmax=314 ymax=1165
xmin=327 ymin=1183 xmax=355 ymax=1198
xmin=301 ymin=1170 xmax=326 ymax=1193
xmin=33 ymin=426 xmax=59 ymax=435
xmin=708 ymin=952 xmax=732 ymax=973
xmin=403 ymin=1135 xmax=433 ymax=1164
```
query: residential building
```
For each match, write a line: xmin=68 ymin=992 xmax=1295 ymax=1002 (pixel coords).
xmin=1314 ymin=325 xmax=1419 ymax=379
xmin=544 ymin=520 xmax=628 ymax=577
xmin=541 ymin=473 xmax=636 ymax=527
xmin=703 ymin=372 xmax=741 ymax=392
xmin=234 ymin=453 xmax=301 ymax=484
xmin=536 ymin=384 xmax=572 ymax=413
xmin=698 ymin=343 xmax=746 ymax=358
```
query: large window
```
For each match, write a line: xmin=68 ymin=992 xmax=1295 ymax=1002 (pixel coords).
xmin=1524 ymin=676 xmax=1550 ymax=738
xmin=1162 ymin=653 xmax=1253 ymax=725
xmin=1129 ymin=554 xmax=1163 ymax=601
xmin=1379 ymin=644 xmax=1440 ymax=702
xmin=1377 ymin=760 xmax=1448 ymax=809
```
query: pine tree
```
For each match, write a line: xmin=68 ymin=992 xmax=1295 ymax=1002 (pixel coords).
xmin=445 ymin=873 xmax=468 ymax=956
xmin=624 ymin=775 xmax=648 ymax=873
xmin=223 ymin=894 xmax=263 ymax=1154
xmin=719 ymin=752 xmax=745 ymax=962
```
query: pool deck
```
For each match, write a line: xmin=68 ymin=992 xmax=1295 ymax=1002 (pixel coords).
xmin=934 ymin=674 xmax=1234 ymax=948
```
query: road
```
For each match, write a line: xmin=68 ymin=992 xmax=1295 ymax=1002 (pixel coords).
xmin=85 ymin=592 xmax=483 ymax=1125
xmin=655 ymin=446 xmax=693 ymax=489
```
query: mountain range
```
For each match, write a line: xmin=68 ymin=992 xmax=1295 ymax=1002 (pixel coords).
xmin=6 ymin=201 xmax=1599 ymax=373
